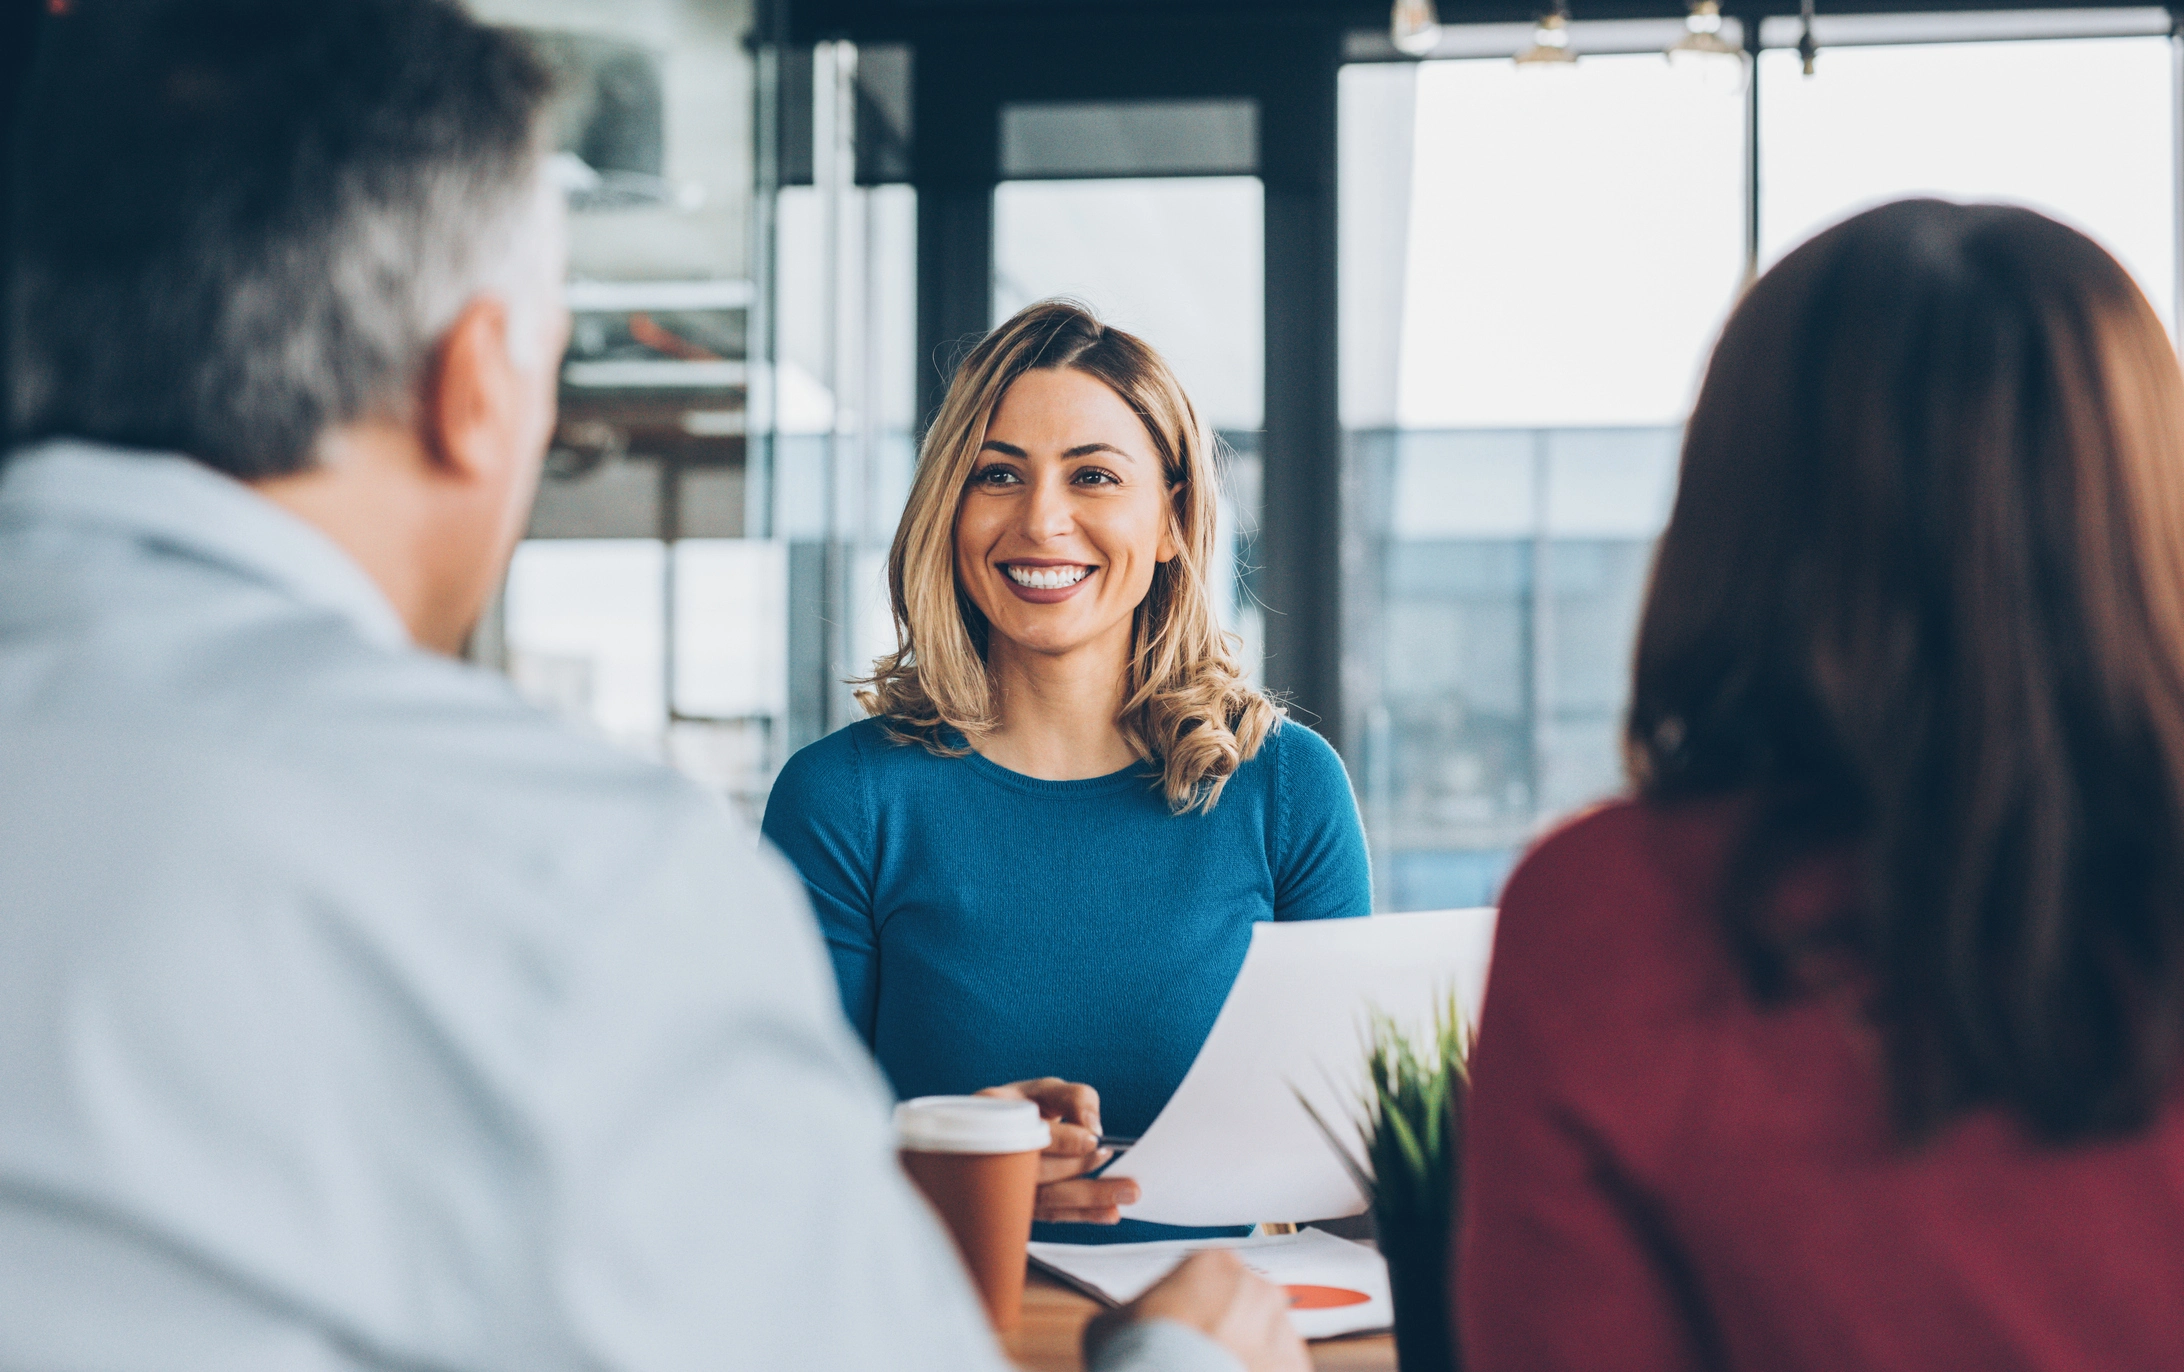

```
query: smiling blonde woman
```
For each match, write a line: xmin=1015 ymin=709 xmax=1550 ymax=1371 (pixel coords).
xmin=762 ymin=300 xmax=1371 ymax=1245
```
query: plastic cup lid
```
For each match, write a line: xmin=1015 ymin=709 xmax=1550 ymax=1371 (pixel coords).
xmin=894 ymin=1095 xmax=1053 ymax=1154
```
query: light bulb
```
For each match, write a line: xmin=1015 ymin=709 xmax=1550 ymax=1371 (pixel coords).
xmin=1665 ymin=0 xmax=1744 ymax=94
xmin=1392 ymin=0 xmax=1442 ymax=57
xmin=1515 ymin=10 xmax=1576 ymax=68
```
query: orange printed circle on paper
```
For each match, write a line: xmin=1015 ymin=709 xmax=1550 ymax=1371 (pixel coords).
xmin=1285 ymin=1285 xmax=1371 ymax=1310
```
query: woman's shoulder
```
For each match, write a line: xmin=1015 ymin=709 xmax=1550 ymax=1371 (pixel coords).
xmin=1244 ymin=712 xmax=1329 ymax=766
xmin=1505 ymin=796 xmax=1734 ymax=914
xmin=765 ymin=718 xmax=940 ymax=830
xmin=777 ymin=716 xmax=953 ymax=782
xmin=775 ymin=716 xmax=872 ymax=785
xmin=1244 ymin=714 xmax=1351 ymax=796
xmin=1494 ymin=795 xmax=1750 ymax=1002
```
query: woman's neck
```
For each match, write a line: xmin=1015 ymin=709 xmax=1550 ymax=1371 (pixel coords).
xmin=975 ymin=629 xmax=1141 ymax=781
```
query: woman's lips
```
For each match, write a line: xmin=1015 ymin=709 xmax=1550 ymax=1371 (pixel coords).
xmin=1000 ymin=562 xmax=1095 ymax=604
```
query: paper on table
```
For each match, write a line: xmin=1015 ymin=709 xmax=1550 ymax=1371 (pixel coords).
xmin=1027 ymin=1229 xmax=1393 ymax=1340
xmin=1107 ymin=907 xmax=1496 ymax=1227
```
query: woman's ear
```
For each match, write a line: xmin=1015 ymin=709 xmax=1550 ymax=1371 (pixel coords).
xmin=1158 ymin=481 xmax=1184 ymax=564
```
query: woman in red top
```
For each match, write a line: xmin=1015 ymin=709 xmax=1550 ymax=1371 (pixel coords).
xmin=1458 ymin=198 xmax=2184 ymax=1370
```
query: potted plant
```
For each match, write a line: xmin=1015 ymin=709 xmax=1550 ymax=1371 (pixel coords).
xmin=1302 ymin=997 xmax=1472 ymax=1372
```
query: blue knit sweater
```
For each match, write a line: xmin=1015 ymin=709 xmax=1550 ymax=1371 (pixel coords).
xmin=761 ymin=715 xmax=1372 ymax=1243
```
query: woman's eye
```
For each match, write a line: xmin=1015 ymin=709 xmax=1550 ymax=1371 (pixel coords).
xmin=1074 ymin=468 xmax=1121 ymax=486
xmin=971 ymin=465 xmax=1022 ymax=487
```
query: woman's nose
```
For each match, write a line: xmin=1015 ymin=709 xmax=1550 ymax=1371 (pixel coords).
xmin=1020 ymin=476 xmax=1075 ymax=541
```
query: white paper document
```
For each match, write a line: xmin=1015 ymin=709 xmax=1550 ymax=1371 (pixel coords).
xmin=1108 ymin=907 xmax=1497 ymax=1227
xmin=1028 ymin=1229 xmax=1393 ymax=1340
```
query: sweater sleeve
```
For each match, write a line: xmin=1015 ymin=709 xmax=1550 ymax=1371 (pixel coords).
xmin=1267 ymin=721 xmax=1373 ymax=922
xmin=1456 ymin=811 xmax=1713 ymax=1372
xmin=759 ymin=726 xmax=882 ymax=1046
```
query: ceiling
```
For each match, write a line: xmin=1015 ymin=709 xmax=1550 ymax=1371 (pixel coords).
xmin=790 ymin=0 xmax=2163 ymax=42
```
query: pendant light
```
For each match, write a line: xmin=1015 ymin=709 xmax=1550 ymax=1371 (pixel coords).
xmin=1665 ymin=0 xmax=1745 ymax=93
xmin=1392 ymin=0 xmax=1443 ymax=57
xmin=1515 ymin=2 xmax=1576 ymax=68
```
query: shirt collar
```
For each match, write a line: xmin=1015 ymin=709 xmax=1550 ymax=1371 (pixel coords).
xmin=0 ymin=439 xmax=413 ymax=652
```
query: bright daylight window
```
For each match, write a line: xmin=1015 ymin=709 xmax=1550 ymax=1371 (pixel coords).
xmin=503 ymin=538 xmax=789 ymax=811
xmin=482 ymin=28 xmax=916 ymax=817
xmin=1344 ymin=15 xmax=2180 ymax=911
xmin=1761 ymin=35 xmax=2175 ymax=327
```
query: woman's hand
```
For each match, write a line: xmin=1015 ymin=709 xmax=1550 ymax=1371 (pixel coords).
xmin=978 ymin=1077 xmax=1141 ymax=1224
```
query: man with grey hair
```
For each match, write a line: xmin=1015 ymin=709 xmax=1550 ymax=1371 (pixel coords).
xmin=0 ymin=3 xmax=1307 ymax=1369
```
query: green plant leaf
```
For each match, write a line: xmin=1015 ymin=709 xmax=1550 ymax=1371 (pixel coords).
xmin=1294 ymin=990 xmax=1475 ymax=1247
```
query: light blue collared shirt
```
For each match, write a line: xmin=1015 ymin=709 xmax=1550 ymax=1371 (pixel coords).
xmin=0 ymin=442 xmax=1236 ymax=1372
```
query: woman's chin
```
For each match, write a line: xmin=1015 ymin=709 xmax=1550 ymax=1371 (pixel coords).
xmin=987 ymin=617 xmax=1121 ymax=661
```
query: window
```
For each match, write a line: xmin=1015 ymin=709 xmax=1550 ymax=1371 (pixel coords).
xmin=770 ymin=170 xmax=919 ymax=753
xmin=1761 ymin=35 xmax=2175 ymax=325
xmin=469 ymin=0 xmax=784 ymax=811
xmin=505 ymin=540 xmax=667 ymax=746
xmin=1343 ymin=52 xmax=1741 ymax=908
xmin=1342 ymin=13 xmax=2179 ymax=909
xmin=472 ymin=29 xmax=916 ymax=815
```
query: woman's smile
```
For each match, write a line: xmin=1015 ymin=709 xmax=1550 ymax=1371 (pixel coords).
xmin=1002 ymin=561 xmax=1096 ymax=601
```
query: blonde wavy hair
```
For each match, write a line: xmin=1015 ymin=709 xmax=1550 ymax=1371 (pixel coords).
xmin=857 ymin=299 xmax=1278 ymax=813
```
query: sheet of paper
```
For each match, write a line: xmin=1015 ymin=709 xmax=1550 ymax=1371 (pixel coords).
xmin=1027 ymin=1229 xmax=1393 ymax=1340
xmin=1108 ymin=907 xmax=1496 ymax=1227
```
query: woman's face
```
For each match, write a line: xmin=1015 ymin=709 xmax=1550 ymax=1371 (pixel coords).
xmin=954 ymin=367 xmax=1178 ymax=665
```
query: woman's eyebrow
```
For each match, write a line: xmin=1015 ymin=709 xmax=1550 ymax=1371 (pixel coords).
xmin=977 ymin=439 xmax=1132 ymax=459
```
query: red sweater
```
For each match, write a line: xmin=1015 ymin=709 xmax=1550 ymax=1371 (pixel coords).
xmin=1457 ymin=797 xmax=2184 ymax=1371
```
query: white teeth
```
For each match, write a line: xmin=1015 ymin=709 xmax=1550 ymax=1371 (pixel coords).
xmin=1004 ymin=564 xmax=1091 ymax=590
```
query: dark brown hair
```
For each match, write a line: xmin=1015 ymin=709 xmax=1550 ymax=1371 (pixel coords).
xmin=1630 ymin=199 xmax=2184 ymax=1143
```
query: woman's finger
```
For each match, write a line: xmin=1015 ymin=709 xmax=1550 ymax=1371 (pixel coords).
xmin=1036 ymin=1204 xmax=1125 ymax=1225
xmin=982 ymin=1077 xmax=1103 ymax=1134
xmin=1035 ymin=1079 xmax=1101 ymax=1129
xmin=1038 ymin=1144 xmax=1111 ymax=1184
xmin=1044 ymin=1119 xmax=1101 ymax=1156
xmin=1037 ymin=1176 xmax=1140 ymax=1210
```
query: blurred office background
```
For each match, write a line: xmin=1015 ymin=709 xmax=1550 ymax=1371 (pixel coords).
xmin=426 ymin=0 xmax=2172 ymax=908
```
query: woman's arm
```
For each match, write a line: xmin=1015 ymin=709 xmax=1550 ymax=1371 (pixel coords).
xmin=1457 ymin=813 xmax=1715 ymax=1371
xmin=759 ymin=729 xmax=882 ymax=1045
xmin=1268 ymin=721 xmax=1372 ymax=921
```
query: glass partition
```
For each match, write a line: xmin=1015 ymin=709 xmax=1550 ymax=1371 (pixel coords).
xmin=472 ymin=23 xmax=914 ymax=818
xmin=1342 ymin=16 xmax=2179 ymax=910
xmin=1341 ymin=54 xmax=1741 ymax=908
xmin=469 ymin=0 xmax=779 ymax=812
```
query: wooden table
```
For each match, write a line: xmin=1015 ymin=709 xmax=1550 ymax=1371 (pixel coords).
xmin=1002 ymin=1270 xmax=1398 ymax=1371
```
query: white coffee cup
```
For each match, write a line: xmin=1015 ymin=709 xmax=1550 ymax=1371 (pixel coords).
xmin=894 ymin=1095 xmax=1053 ymax=1154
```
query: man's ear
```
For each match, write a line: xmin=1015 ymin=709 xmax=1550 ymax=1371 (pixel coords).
xmin=419 ymin=296 xmax=518 ymax=483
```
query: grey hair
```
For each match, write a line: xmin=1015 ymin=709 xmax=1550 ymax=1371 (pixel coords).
xmin=7 ymin=0 xmax=559 ymax=479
